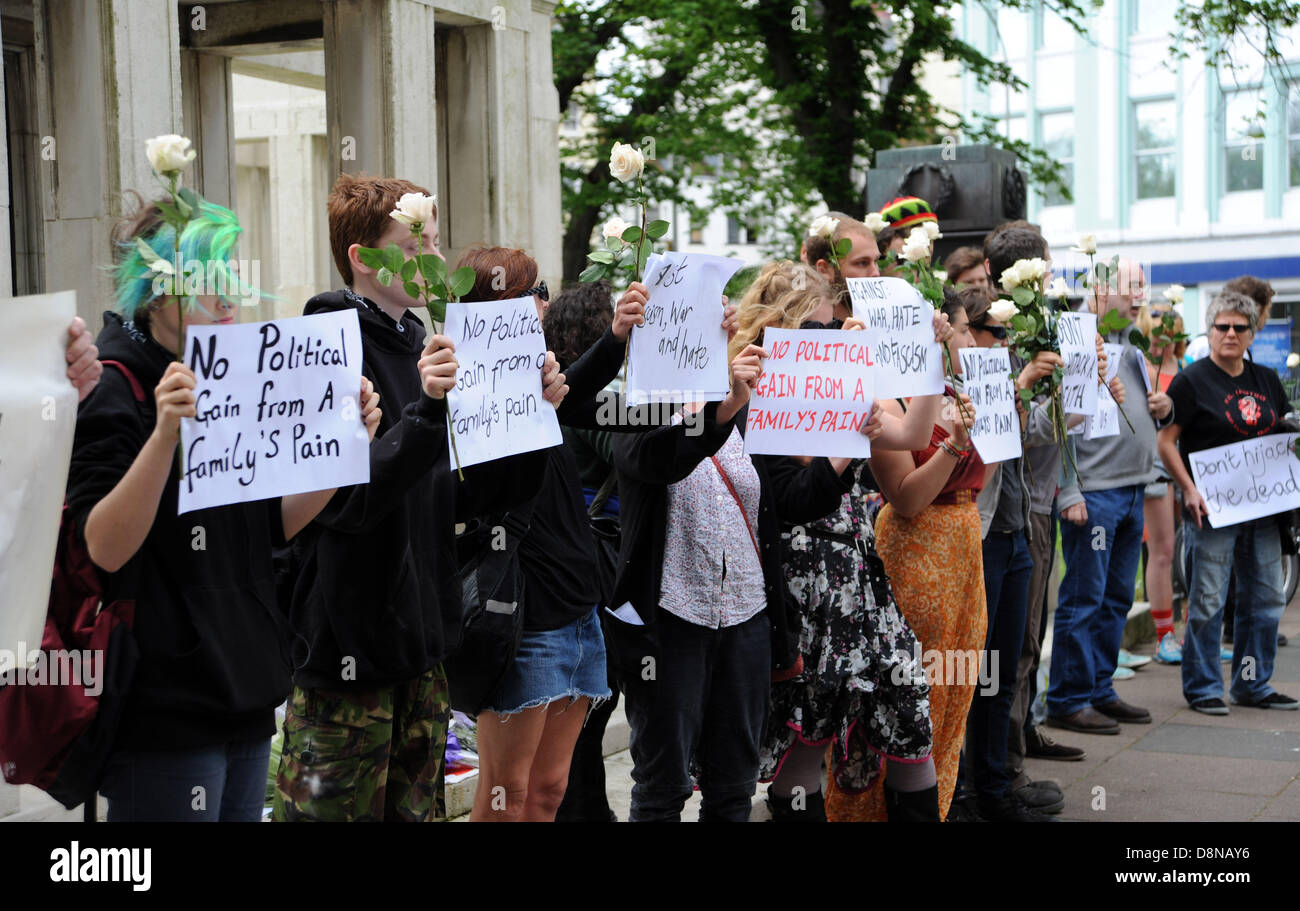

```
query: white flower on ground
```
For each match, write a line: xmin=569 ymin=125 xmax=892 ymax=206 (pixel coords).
xmin=609 ymin=142 xmax=646 ymax=184
xmin=146 ymin=135 xmax=196 ymax=174
xmin=390 ymin=192 xmax=436 ymax=228
xmin=989 ymin=299 xmax=1018 ymax=323
xmin=809 ymin=214 xmax=840 ymax=239
xmin=1163 ymin=284 xmax=1185 ymax=306
xmin=1071 ymin=233 xmax=1098 ymax=255
xmin=603 ymin=216 xmax=632 ymax=240
xmin=864 ymin=212 xmax=887 ymax=234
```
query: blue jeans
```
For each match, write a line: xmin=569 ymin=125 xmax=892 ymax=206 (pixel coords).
xmin=1048 ymin=485 xmax=1144 ymax=717
xmin=970 ymin=529 xmax=1033 ymax=799
xmin=1183 ymin=518 xmax=1286 ymax=704
xmin=101 ymin=739 xmax=272 ymax=822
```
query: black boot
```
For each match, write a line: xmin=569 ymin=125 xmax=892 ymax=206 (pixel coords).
xmin=766 ymin=786 xmax=826 ymax=822
xmin=885 ymin=784 xmax=941 ymax=822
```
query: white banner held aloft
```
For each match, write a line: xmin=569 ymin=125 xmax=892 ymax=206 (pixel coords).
xmin=743 ymin=328 xmax=873 ymax=458
xmin=0 ymin=292 xmax=78 ymax=663
xmin=959 ymin=346 xmax=1022 ymax=464
xmin=846 ymin=276 xmax=944 ymax=399
xmin=1189 ymin=433 xmax=1300 ymax=528
xmin=1058 ymin=312 xmax=1098 ymax=416
xmin=179 ymin=309 xmax=370 ymax=514
xmin=1083 ymin=342 xmax=1125 ymax=440
xmin=445 ymin=296 xmax=563 ymax=468
xmin=628 ymin=251 xmax=744 ymax=405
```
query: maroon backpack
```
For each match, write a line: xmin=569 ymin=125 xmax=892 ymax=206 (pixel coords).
xmin=0 ymin=361 xmax=143 ymax=810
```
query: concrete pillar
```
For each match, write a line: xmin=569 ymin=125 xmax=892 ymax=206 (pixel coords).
xmin=269 ymin=131 xmax=324 ymax=318
xmin=323 ymin=0 xmax=438 ymax=191
xmin=35 ymin=0 xmax=182 ymax=328
xmin=526 ymin=0 xmax=562 ymax=287
xmin=181 ymin=50 xmax=237 ymax=209
xmin=0 ymin=13 xmax=11 ymax=297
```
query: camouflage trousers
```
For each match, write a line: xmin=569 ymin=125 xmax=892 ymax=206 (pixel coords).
xmin=272 ymin=665 xmax=451 ymax=822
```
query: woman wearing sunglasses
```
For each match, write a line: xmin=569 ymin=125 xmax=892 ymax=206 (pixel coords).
xmin=1158 ymin=291 xmax=1299 ymax=715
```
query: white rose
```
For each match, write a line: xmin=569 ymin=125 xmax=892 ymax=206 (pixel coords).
xmin=808 ymin=215 xmax=840 ymax=239
xmin=989 ymin=299 xmax=1018 ymax=323
xmin=1163 ymin=284 xmax=1185 ymax=306
xmin=146 ymin=134 xmax=196 ymax=174
xmin=1047 ymin=276 xmax=1071 ymax=299
xmin=609 ymin=142 xmax=646 ymax=184
xmin=390 ymin=192 xmax=437 ymax=228
xmin=923 ymin=221 xmax=942 ymax=240
xmin=1023 ymin=257 xmax=1048 ymax=282
xmin=1000 ymin=264 xmax=1024 ymax=292
xmin=1288 ymin=353 xmax=1300 ymax=369
xmin=603 ymin=216 xmax=632 ymax=240
xmin=902 ymin=229 xmax=931 ymax=263
xmin=1071 ymin=233 xmax=1097 ymax=255
xmin=863 ymin=212 xmax=887 ymax=234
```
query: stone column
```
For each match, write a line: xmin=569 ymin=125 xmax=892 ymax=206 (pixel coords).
xmin=181 ymin=50 xmax=237 ymax=209
xmin=526 ymin=0 xmax=562 ymax=286
xmin=35 ymin=0 xmax=182 ymax=328
xmin=0 ymin=13 xmax=11 ymax=297
xmin=269 ymin=132 xmax=325 ymax=318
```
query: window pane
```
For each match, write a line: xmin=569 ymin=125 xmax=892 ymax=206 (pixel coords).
xmin=1225 ymin=90 xmax=1266 ymax=144
xmin=1291 ymin=139 xmax=1300 ymax=188
xmin=1226 ymin=146 xmax=1264 ymax=191
xmin=1135 ymin=100 xmax=1176 ymax=152
xmin=1044 ymin=162 xmax=1074 ymax=207
xmin=1289 ymin=85 xmax=1300 ymax=185
xmin=997 ymin=8 xmax=1028 ymax=58
xmin=1041 ymin=112 xmax=1074 ymax=159
xmin=1134 ymin=0 xmax=1179 ymax=35
xmin=1040 ymin=10 xmax=1075 ymax=49
xmin=1224 ymin=90 xmax=1264 ymax=191
xmin=1137 ymin=152 xmax=1175 ymax=198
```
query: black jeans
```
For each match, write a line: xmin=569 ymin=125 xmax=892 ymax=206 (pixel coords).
xmin=617 ymin=609 xmax=770 ymax=822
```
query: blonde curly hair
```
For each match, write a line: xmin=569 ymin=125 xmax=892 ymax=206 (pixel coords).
xmin=729 ymin=260 xmax=836 ymax=362
xmin=1134 ymin=304 xmax=1187 ymax=360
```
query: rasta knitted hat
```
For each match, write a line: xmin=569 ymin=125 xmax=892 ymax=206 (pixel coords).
xmin=878 ymin=196 xmax=938 ymax=232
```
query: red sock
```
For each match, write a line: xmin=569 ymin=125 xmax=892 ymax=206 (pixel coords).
xmin=1151 ymin=604 xmax=1174 ymax=640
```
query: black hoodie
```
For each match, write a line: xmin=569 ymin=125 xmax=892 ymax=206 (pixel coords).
xmin=66 ymin=313 xmax=292 ymax=751
xmin=287 ymin=291 xmax=544 ymax=690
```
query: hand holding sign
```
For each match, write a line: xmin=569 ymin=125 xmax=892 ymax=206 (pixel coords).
xmin=613 ymin=282 xmax=649 ymax=340
xmin=360 ymin=377 xmax=382 ymax=441
xmin=541 ymin=351 xmax=569 ymax=408
xmin=155 ymin=363 xmax=198 ymax=441
xmin=419 ymin=334 xmax=458 ymax=400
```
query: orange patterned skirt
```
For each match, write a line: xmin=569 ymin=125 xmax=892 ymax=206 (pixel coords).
xmin=825 ymin=499 xmax=986 ymax=822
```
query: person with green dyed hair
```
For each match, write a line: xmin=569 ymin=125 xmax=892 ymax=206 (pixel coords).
xmin=65 ymin=192 xmax=382 ymax=821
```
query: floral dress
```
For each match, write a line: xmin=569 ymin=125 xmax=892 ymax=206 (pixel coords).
xmin=759 ymin=461 xmax=933 ymax=792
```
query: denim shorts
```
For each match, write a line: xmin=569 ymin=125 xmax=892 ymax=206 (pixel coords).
xmin=485 ymin=608 xmax=611 ymax=715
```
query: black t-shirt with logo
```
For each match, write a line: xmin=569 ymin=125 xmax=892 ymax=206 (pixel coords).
xmin=1167 ymin=357 xmax=1291 ymax=472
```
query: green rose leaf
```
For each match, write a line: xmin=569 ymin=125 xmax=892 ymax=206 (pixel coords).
xmin=357 ymin=246 xmax=385 ymax=270
xmin=1098 ymin=309 xmax=1132 ymax=335
xmin=400 ymin=259 xmax=418 ymax=282
xmin=426 ymin=299 xmax=446 ymax=325
xmin=176 ymin=187 xmax=201 ymax=217
xmin=403 ymin=280 xmax=421 ymax=299
xmin=1011 ymin=286 xmax=1035 ymax=307
xmin=579 ymin=263 xmax=608 ymax=283
xmin=449 ymin=266 xmax=477 ymax=300
xmin=833 ymin=236 xmax=852 ymax=258
xmin=588 ymin=250 xmax=615 ymax=264
xmin=605 ymin=236 xmax=625 ymax=252
xmin=382 ymin=243 xmax=405 ymax=275
xmin=376 ymin=266 xmax=394 ymax=287
xmin=419 ymin=253 xmax=447 ymax=287
xmin=645 ymin=219 xmax=670 ymax=241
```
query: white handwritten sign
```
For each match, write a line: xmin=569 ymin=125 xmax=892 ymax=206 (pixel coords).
xmin=0 ymin=292 xmax=78 ymax=663
xmin=179 ymin=309 xmax=369 ymax=514
xmin=1058 ymin=312 xmax=1098 ymax=416
xmin=628 ymin=251 xmax=744 ymax=404
xmin=743 ymin=328 xmax=874 ymax=458
xmin=1189 ymin=433 xmax=1300 ymax=528
xmin=846 ymin=276 xmax=944 ymax=399
xmin=1082 ymin=342 xmax=1125 ymax=440
xmin=445 ymin=296 xmax=563 ymax=468
xmin=959 ymin=346 xmax=1022 ymax=464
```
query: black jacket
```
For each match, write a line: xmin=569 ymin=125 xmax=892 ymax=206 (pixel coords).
xmin=285 ymin=291 xmax=544 ymax=689
xmin=611 ymin=402 xmax=853 ymax=671
xmin=67 ymin=313 xmax=292 ymax=751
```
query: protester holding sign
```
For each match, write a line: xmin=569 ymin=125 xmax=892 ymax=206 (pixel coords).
xmin=741 ymin=271 xmax=939 ymax=823
xmin=68 ymin=196 xmax=379 ymax=822
xmin=1158 ymin=290 xmax=1299 ymax=714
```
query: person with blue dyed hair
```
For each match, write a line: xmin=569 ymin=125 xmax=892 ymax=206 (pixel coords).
xmin=65 ymin=192 xmax=382 ymax=821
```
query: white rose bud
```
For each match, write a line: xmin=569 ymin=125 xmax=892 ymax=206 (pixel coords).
xmin=603 ymin=216 xmax=632 ymax=240
xmin=923 ymin=221 xmax=942 ymax=240
xmin=808 ymin=215 xmax=840 ymax=239
xmin=146 ymin=134 xmax=196 ymax=174
xmin=609 ymin=142 xmax=646 ymax=184
xmin=1163 ymin=283 xmax=1185 ymax=306
xmin=1047 ymin=276 xmax=1071 ymax=299
xmin=1071 ymin=233 xmax=1098 ymax=255
xmin=390 ymin=192 xmax=437 ymax=228
xmin=1288 ymin=352 xmax=1300 ymax=369
xmin=989 ymin=299 xmax=1018 ymax=323
xmin=863 ymin=212 xmax=887 ymax=234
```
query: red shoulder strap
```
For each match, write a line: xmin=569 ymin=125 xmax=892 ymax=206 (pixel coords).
xmin=710 ymin=455 xmax=762 ymax=562
xmin=100 ymin=360 xmax=146 ymax=403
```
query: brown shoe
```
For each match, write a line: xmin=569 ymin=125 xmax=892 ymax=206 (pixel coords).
xmin=1045 ymin=706 xmax=1120 ymax=735
xmin=1094 ymin=698 xmax=1152 ymax=724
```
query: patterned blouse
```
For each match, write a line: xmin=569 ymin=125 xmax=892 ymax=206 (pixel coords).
xmin=658 ymin=425 xmax=766 ymax=629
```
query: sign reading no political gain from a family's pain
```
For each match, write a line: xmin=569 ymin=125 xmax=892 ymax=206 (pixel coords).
xmin=845 ymin=276 xmax=944 ymax=400
xmin=444 ymin=296 xmax=563 ymax=468
xmin=743 ymin=328 xmax=875 ymax=458
xmin=959 ymin=346 xmax=1021 ymax=464
xmin=627 ymin=251 xmax=745 ymax=405
xmin=178 ymin=309 xmax=370 ymax=514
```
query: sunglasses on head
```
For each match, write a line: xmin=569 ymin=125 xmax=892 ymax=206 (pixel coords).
xmin=971 ymin=322 xmax=1008 ymax=340
xmin=1212 ymin=322 xmax=1251 ymax=335
xmin=524 ymin=280 xmax=549 ymax=302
